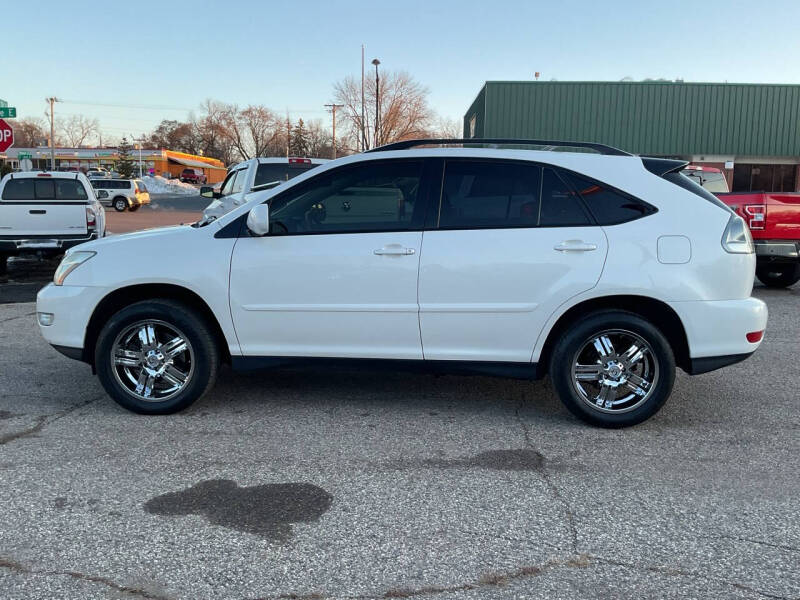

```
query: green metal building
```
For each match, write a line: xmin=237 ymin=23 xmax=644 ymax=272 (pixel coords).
xmin=464 ymin=81 xmax=800 ymax=192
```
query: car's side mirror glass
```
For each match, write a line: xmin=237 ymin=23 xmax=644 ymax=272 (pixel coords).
xmin=247 ymin=204 xmax=270 ymax=237
xmin=200 ymin=186 xmax=215 ymax=199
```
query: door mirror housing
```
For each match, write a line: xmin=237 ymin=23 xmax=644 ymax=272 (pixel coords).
xmin=247 ymin=204 xmax=270 ymax=236
xmin=200 ymin=186 xmax=218 ymax=199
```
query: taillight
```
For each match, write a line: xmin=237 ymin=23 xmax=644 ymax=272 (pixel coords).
xmin=721 ymin=214 xmax=754 ymax=254
xmin=746 ymin=331 xmax=764 ymax=343
xmin=85 ymin=207 xmax=96 ymax=229
xmin=744 ymin=204 xmax=766 ymax=230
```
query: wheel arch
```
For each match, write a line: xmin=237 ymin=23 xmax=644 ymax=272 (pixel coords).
xmin=83 ymin=283 xmax=231 ymax=369
xmin=537 ymin=295 xmax=690 ymax=375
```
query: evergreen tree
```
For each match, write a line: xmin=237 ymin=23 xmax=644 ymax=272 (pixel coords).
xmin=116 ymin=137 xmax=135 ymax=178
xmin=289 ymin=119 xmax=310 ymax=157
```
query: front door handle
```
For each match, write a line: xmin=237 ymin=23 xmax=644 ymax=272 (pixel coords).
xmin=554 ymin=240 xmax=597 ymax=252
xmin=374 ymin=246 xmax=416 ymax=256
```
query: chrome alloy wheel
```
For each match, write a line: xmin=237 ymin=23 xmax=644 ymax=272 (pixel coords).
xmin=569 ymin=329 xmax=659 ymax=414
xmin=111 ymin=320 xmax=195 ymax=402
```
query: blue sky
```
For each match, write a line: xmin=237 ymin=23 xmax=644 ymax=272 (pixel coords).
xmin=4 ymin=0 xmax=800 ymax=142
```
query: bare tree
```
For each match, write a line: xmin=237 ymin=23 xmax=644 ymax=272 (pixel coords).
xmin=58 ymin=114 xmax=100 ymax=147
xmin=11 ymin=118 xmax=48 ymax=147
xmin=219 ymin=104 xmax=284 ymax=160
xmin=333 ymin=70 xmax=433 ymax=150
xmin=430 ymin=116 xmax=462 ymax=139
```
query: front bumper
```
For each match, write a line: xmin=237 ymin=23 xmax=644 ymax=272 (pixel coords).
xmin=754 ymin=240 xmax=800 ymax=263
xmin=36 ymin=283 xmax=109 ymax=360
xmin=668 ymin=297 xmax=768 ymax=372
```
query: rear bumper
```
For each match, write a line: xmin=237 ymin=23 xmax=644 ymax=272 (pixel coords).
xmin=0 ymin=232 xmax=98 ymax=255
xmin=686 ymin=352 xmax=754 ymax=375
xmin=668 ymin=297 xmax=768 ymax=369
xmin=754 ymin=240 xmax=800 ymax=263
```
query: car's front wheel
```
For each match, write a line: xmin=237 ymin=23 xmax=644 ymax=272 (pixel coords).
xmin=95 ymin=300 xmax=220 ymax=414
xmin=756 ymin=264 xmax=800 ymax=288
xmin=549 ymin=310 xmax=675 ymax=428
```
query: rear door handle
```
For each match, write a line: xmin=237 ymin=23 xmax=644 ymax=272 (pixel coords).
xmin=29 ymin=210 xmax=46 ymax=215
xmin=374 ymin=246 xmax=416 ymax=256
xmin=554 ymin=240 xmax=597 ymax=252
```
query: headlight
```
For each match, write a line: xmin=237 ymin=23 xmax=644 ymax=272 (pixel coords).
xmin=721 ymin=215 xmax=754 ymax=254
xmin=54 ymin=251 xmax=96 ymax=286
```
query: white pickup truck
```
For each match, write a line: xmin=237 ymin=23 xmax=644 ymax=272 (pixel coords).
xmin=199 ymin=157 xmax=328 ymax=222
xmin=0 ymin=171 xmax=106 ymax=274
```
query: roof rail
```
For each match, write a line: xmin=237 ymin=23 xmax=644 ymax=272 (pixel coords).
xmin=366 ymin=138 xmax=632 ymax=156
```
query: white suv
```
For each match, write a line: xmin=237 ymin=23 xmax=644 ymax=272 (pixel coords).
xmin=36 ymin=139 xmax=767 ymax=427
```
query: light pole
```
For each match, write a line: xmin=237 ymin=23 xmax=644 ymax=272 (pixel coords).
xmin=46 ymin=97 xmax=60 ymax=170
xmin=372 ymin=58 xmax=380 ymax=148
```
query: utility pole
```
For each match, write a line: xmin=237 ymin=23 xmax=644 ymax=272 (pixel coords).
xmin=46 ymin=97 xmax=59 ymax=170
xmin=361 ymin=45 xmax=366 ymax=151
xmin=324 ymin=103 xmax=344 ymax=159
xmin=372 ymin=59 xmax=381 ymax=148
xmin=286 ymin=110 xmax=290 ymax=158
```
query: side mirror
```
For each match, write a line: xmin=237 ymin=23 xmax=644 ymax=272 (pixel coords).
xmin=200 ymin=186 xmax=215 ymax=199
xmin=246 ymin=204 xmax=270 ymax=237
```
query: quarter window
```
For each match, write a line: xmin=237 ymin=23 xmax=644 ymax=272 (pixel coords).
xmin=439 ymin=161 xmax=540 ymax=228
xmin=559 ymin=170 xmax=652 ymax=225
xmin=269 ymin=161 xmax=423 ymax=234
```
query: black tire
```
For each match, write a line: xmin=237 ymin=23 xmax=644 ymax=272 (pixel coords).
xmin=549 ymin=310 xmax=675 ymax=428
xmin=95 ymin=299 xmax=220 ymax=414
xmin=0 ymin=253 xmax=8 ymax=275
xmin=129 ymin=204 xmax=140 ymax=212
xmin=113 ymin=197 xmax=128 ymax=212
xmin=756 ymin=264 xmax=800 ymax=288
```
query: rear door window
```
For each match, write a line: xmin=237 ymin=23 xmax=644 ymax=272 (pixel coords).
xmin=539 ymin=169 xmax=592 ymax=226
xmin=559 ymin=170 xmax=653 ymax=225
xmin=438 ymin=161 xmax=541 ymax=228
xmin=255 ymin=163 xmax=316 ymax=186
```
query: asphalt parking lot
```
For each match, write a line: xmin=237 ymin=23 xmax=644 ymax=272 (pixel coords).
xmin=0 ymin=279 xmax=798 ymax=599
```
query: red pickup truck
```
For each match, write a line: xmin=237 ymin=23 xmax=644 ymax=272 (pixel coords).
xmin=684 ymin=166 xmax=800 ymax=288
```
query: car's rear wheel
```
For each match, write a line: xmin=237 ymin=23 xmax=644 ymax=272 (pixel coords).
xmin=129 ymin=204 xmax=140 ymax=212
xmin=756 ymin=264 xmax=800 ymax=288
xmin=0 ymin=253 xmax=8 ymax=275
xmin=113 ymin=198 xmax=128 ymax=212
xmin=549 ymin=310 xmax=675 ymax=428
xmin=95 ymin=300 xmax=219 ymax=414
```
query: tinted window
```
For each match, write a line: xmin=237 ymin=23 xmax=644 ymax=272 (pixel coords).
xmin=439 ymin=161 xmax=540 ymax=228
xmin=2 ymin=179 xmax=35 ymax=200
xmin=55 ymin=179 xmax=88 ymax=200
xmin=269 ymin=161 xmax=423 ymax=234
xmin=35 ymin=180 xmax=55 ymax=199
xmin=539 ymin=169 xmax=592 ymax=226
xmin=254 ymin=164 xmax=315 ymax=187
xmin=560 ymin=170 xmax=651 ymax=225
xmin=136 ymin=180 xmax=147 ymax=193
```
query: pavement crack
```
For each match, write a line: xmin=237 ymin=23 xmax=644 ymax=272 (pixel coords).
xmin=0 ymin=556 xmax=171 ymax=600
xmin=0 ymin=395 xmax=103 ymax=446
xmin=258 ymin=554 xmax=590 ymax=600
xmin=0 ymin=311 xmax=36 ymax=325
xmin=591 ymin=555 xmax=794 ymax=600
xmin=716 ymin=534 xmax=800 ymax=554
xmin=514 ymin=397 xmax=579 ymax=554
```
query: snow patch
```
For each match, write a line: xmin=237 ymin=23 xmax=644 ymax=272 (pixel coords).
xmin=141 ymin=176 xmax=198 ymax=196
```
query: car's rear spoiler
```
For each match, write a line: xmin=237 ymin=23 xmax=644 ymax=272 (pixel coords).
xmin=641 ymin=157 xmax=689 ymax=177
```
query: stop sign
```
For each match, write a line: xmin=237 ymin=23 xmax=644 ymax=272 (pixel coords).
xmin=0 ymin=119 xmax=13 ymax=153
